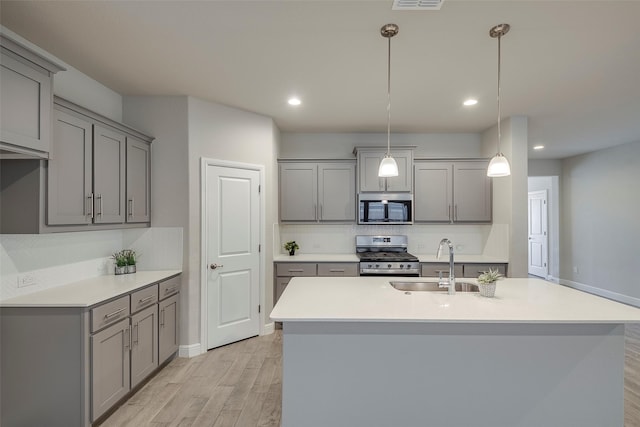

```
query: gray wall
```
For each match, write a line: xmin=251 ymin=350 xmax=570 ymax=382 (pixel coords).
xmin=560 ymin=140 xmax=640 ymax=305
xmin=529 ymin=159 xmax=562 ymax=177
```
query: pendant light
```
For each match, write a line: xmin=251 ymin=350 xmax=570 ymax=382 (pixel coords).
xmin=487 ymin=23 xmax=511 ymax=177
xmin=378 ymin=23 xmax=399 ymax=178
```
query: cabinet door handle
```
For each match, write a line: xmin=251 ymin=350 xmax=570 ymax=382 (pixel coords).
xmin=88 ymin=193 xmax=94 ymax=218
xmin=160 ymin=309 xmax=165 ymax=327
xmin=448 ymin=205 xmax=452 ymax=223
xmin=104 ymin=307 xmax=125 ymax=319
xmin=128 ymin=198 xmax=134 ymax=217
xmin=133 ymin=323 xmax=139 ymax=345
xmin=96 ymin=194 xmax=103 ymax=216
xmin=288 ymin=269 xmax=304 ymax=273
xmin=329 ymin=269 xmax=345 ymax=273
xmin=164 ymin=286 xmax=178 ymax=294
xmin=455 ymin=205 xmax=458 ymax=221
xmin=138 ymin=295 xmax=154 ymax=304
xmin=124 ymin=325 xmax=131 ymax=350
xmin=319 ymin=204 xmax=323 ymax=221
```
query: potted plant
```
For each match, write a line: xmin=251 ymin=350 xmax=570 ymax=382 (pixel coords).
xmin=111 ymin=251 xmax=127 ymax=275
xmin=477 ymin=268 xmax=503 ymax=298
xmin=123 ymin=249 xmax=138 ymax=274
xmin=284 ymin=241 xmax=299 ymax=256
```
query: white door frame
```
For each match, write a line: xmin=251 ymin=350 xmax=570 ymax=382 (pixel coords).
xmin=200 ymin=158 xmax=266 ymax=355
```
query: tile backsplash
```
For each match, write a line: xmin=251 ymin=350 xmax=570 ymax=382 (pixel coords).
xmin=0 ymin=227 xmax=183 ymax=300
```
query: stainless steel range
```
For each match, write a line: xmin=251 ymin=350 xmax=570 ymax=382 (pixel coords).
xmin=356 ymin=235 xmax=419 ymax=276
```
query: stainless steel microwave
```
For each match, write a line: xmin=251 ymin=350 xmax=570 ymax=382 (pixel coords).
xmin=358 ymin=193 xmax=413 ymax=225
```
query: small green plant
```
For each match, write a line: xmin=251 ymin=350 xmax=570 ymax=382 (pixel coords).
xmin=477 ymin=268 xmax=503 ymax=284
xmin=284 ymin=241 xmax=299 ymax=254
xmin=111 ymin=251 xmax=127 ymax=268
xmin=123 ymin=249 xmax=138 ymax=266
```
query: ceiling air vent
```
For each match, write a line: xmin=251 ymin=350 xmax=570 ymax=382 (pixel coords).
xmin=392 ymin=0 xmax=446 ymax=10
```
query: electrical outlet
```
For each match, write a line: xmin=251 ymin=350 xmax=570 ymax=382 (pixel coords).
xmin=17 ymin=273 xmax=37 ymax=288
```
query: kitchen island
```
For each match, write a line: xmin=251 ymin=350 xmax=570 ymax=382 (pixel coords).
xmin=270 ymin=277 xmax=640 ymax=427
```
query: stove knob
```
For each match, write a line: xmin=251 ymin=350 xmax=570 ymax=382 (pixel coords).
xmin=375 ymin=264 xmax=380 ymax=268
xmin=368 ymin=264 xmax=373 ymax=268
xmin=388 ymin=264 xmax=392 ymax=268
xmin=400 ymin=264 xmax=404 ymax=268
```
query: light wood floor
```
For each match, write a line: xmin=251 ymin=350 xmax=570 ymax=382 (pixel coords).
xmin=102 ymin=325 xmax=640 ymax=427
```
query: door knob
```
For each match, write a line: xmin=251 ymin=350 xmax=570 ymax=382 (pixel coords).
xmin=210 ymin=263 xmax=224 ymax=270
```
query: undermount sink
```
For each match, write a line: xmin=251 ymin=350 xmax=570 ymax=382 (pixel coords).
xmin=390 ymin=281 xmax=479 ymax=293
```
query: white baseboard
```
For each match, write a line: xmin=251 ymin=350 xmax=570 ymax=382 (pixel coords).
xmin=560 ymin=279 xmax=640 ymax=308
xmin=262 ymin=322 xmax=275 ymax=335
xmin=178 ymin=343 xmax=202 ymax=358
xmin=546 ymin=275 xmax=559 ymax=283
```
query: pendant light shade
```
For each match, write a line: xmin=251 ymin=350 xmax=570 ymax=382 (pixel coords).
xmin=379 ymin=156 xmax=399 ymax=177
xmin=378 ymin=23 xmax=399 ymax=178
xmin=487 ymin=153 xmax=511 ymax=177
xmin=487 ymin=23 xmax=511 ymax=178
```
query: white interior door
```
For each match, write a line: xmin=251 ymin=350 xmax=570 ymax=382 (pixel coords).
xmin=205 ymin=163 xmax=260 ymax=350
xmin=528 ymin=190 xmax=548 ymax=278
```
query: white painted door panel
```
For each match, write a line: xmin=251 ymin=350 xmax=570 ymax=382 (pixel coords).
xmin=528 ymin=190 xmax=548 ymax=278
xmin=206 ymin=164 xmax=260 ymax=349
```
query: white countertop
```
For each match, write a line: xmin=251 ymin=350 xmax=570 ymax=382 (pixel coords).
xmin=273 ymin=253 xmax=507 ymax=263
xmin=0 ymin=270 xmax=182 ymax=308
xmin=270 ymin=276 xmax=640 ymax=324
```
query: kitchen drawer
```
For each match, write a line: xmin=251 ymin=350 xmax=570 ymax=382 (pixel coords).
xmin=159 ymin=275 xmax=181 ymax=299
xmin=91 ymin=295 xmax=130 ymax=333
xmin=421 ymin=263 xmax=463 ymax=278
xmin=276 ymin=263 xmax=317 ymax=277
xmin=317 ymin=263 xmax=358 ymax=277
xmin=462 ymin=263 xmax=507 ymax=278
xmin=131 ymin=284 xmax=158 ymax=314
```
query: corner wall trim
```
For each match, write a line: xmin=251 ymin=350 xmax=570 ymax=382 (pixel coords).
xmin=179 ymin=343 xmax=202 ymax=358
xmin=560 ymin=279 xmax=640 ymax=308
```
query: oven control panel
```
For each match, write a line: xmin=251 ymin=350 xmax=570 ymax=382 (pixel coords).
xmin=359 ymin=262 xmax=420 ymax=276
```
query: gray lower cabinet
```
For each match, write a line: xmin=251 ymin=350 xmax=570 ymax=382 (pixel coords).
xmin=159 ymin=294 xmax=180 ymax=363
xmin=414 ymin=160 xmax=492 ymax=223
xmin=279 ymin=161 xmax=355 ymax=222
xmin=91 ymin=317 xmax=131 ymax=421
xmin=0 ymin=274 xmax=181 ymax=427
xmin=421 ymin=262 xmax=508 ymax=278
xmin=273 ymin=262 xmax=358 ymax=304
xmin=0 ymin=35 xmax=64 ymax=157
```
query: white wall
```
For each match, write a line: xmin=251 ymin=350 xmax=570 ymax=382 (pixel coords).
xmin=560 ymin=140 xmax=640 ymax=306
xmin=187 ymin=97 xmax=279 ymax=343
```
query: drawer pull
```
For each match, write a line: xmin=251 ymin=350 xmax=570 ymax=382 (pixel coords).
xmin=329 ymin=269 xmax=345 ymax=273
xmin=104 ymin=307 xmax=126 ymax=319
xmin=138 ymin=295 xmax=155 ymax=304
xmin=164 ymin=286 xmax=178 ymax=294
xmin=288 ymin=269 xmax=304 ymax=272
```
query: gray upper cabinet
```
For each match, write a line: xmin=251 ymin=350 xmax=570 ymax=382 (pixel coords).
xmin=0 ymin=35 xmax=65 ymax=158
xmin=48 ymin=109 xmax=93 ymax=225
xmin=317 ymin=162 xmax=356 ymax=221
xmin=279 ymin=161 xmax=355 ymax=223
xmin=356 ymin=147 xmax=413 ymax=192
xmin=93 ymin=125 xmax=126 ymax=224
xmin=126 ymin=137 xmax=151 ymax=223
xmin=414 ymin=160 xmax=492 ymax=223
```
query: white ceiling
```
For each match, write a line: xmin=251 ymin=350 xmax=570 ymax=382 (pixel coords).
xmin=2 ymin=0 xmax=639 ymax=159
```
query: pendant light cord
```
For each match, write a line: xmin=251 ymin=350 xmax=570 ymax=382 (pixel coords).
xmin=497 ymin=33 xmax=502 ymax=154
xmin=386 ymin=35 xmax=392 ymax=157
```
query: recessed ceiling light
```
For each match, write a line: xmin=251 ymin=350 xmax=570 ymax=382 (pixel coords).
xmin=533 ymin=145 xmax=545 ymax=150
xmin=288 ymin=97 xmax=301 ymax=106
xmin=463 ymin=99 xmax=478 ymax=106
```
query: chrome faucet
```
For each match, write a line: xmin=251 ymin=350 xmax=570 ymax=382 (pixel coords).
xmin=436 ymin=238 xmax=455 ymax=295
